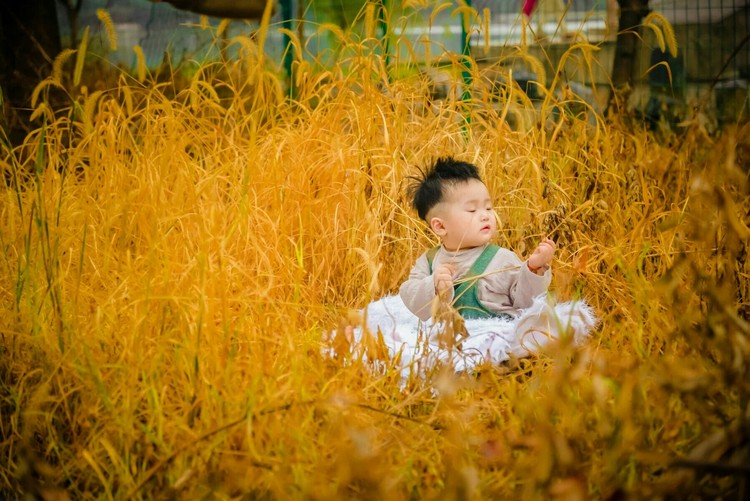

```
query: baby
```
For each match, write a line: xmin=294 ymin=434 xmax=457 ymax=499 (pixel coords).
xmin=400 ymin=157 xmax=556 ymax=322
xmin=335 ymin=157 xmax=596 ymax=374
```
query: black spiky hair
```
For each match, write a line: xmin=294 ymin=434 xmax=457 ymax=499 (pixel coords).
xmin=408 ymin=157 xmax=483 ymax=221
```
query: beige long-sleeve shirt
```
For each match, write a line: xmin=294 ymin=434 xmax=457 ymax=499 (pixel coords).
xmin=399 ymin=244 xmax=551 ymax=322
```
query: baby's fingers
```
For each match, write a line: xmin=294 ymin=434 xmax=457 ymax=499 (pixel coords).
xmin=537 ymin=239 xmax=556 ymax=255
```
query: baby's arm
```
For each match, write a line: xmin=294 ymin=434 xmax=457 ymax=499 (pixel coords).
xmin=399 ymin=254 xmax=452 ymax=322
xmin=480 ymin=247 xmax=552 ymax=313
xmin=510 ymin=238 xmax=555 ymax=307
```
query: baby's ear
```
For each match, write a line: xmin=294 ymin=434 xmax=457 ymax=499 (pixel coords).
xmin=430 ymin=217 xmax=446 ymax=236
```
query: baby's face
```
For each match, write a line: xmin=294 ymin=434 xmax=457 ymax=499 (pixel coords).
xmin=431 ymin=179 xmax=497 ymax=251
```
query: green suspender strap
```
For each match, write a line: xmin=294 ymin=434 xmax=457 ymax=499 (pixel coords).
xmin=425 ymin=246 xmax=441 ymax=271
xmin=426 ymin=244 xmax=511 ymax=320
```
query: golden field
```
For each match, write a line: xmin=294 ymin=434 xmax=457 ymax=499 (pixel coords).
xmin=1 ymin=14 xmax=749 ymax=500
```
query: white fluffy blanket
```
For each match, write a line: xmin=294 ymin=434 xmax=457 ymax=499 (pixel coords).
xmin=339 ymin=294 xmax=598 ymax=378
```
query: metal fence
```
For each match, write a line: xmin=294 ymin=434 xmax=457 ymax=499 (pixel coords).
xmin=58 ymin=0 xmax=748 ymax=120
xmin=59 ymin=1 xmax=746 ymax=76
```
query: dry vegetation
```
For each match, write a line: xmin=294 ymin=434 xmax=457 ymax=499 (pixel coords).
xmin=1 ymin=8 xmax=749 ymax=500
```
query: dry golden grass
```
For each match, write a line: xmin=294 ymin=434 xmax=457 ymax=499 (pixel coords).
xmin=1 ymin=11 xmax=748 ymax=500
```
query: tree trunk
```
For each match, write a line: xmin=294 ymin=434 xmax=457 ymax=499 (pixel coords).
xmin=607 ymin=0 xmax=650 ymax=115
xmin=0 ymin=1 xmax=62 ymax=145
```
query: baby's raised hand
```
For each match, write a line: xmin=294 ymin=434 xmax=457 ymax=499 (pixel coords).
xmin=433 ymin=263 xmax=456 ymax=295
xmin=528 ymin=237 xmax=556 ymax=273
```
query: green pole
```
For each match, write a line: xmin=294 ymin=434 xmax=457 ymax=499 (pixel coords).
xmin=378 ymin=0 xmax=391 ymax=82
xmin=461 ymin=0 xmax=472 ymax=126
xmin=281 ymin=0 xmax=294 ymax=97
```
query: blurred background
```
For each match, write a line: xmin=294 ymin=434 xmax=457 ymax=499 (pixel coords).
xmin=2 ymin=0 xmax=749 ymax=143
